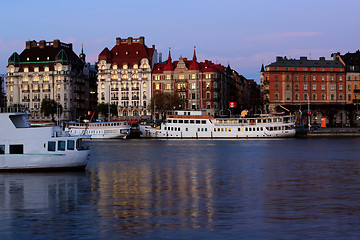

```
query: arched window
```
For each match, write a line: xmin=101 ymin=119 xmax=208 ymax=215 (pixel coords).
xmin=143 ymin=82 xmax=146 ymax=88
xmin=122 ymin=74 xmax=128 ymax=80
xmin=123 ymin=64 xmax=128 ymax=70
xmin=101 ymin=83 xmax=105 ymax=89
xmin=101 ymin=65 xmax=106 ymax=70
xmin=112 ymin=65 xmax=118 ymax=70
xmin=112 ymin=74 xmax=118 ymax=80
xmin=132 ymin=73 xmax=138 ymax=80
xmin=133 ymin=64 xmax=138 ymax=69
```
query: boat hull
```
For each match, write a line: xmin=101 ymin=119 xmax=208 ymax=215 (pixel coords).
xmin=0 ymin=150 xmax=89 ymax=171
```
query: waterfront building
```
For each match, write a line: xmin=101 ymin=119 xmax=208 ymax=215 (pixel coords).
xmin=261 ymin=56 xmax=347 ymax=126
xmin=6 ymin=39 xmax=93 ymax=121
xmin=226 ymin=68 xmax=262 ymax=115
xmin=336 ymin=51 xmax=360 ymax=105
xmin=97 ymin=36 xmax=157 ymax=119
xmin=152 ymin=49 xmax=228 ymax=116
xmin=0 ymin=74 xmax=5 ymax=107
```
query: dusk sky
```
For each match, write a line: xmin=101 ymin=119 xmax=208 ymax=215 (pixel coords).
xmin=1 ymin=0 xmax=360 ymax=81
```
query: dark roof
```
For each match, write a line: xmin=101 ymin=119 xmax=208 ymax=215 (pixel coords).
xmin=340 ymin=50 xmax=360 ymax=66
xmin=10 ymin=40 xmax=84 ymax=71
xmin=267 ymin=56 xmax=344 ymax=68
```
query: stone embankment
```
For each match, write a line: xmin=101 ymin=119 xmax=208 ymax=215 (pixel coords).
xmin=296 ymin=128 xmax=360 ymax=138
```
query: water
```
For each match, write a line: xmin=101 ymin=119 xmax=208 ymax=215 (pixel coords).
xmin=1 ymin=138 xmax=360 ymax=239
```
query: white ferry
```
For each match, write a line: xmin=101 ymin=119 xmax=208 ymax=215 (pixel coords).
xmin=65 ymin=121 xmax=131 ymax=139
xmin=140 ymin=110 xmax=296 ymax=139
xmin=0 ymin=108 xmax=90 ymax=171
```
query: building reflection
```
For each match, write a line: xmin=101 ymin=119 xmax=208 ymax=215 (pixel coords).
xmin=88 ymin=158 xmax=216 ymax=231
xmin=0 ymin=172 xmax=88 ymax=211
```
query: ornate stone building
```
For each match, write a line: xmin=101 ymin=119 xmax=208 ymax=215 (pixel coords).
xmin=6 ymin=39 xmax=93 ymax=121
xmin=152 ymin=49 xmax=228 ymax=116
xmin=97 ymin=36 xmax=158 ymax=118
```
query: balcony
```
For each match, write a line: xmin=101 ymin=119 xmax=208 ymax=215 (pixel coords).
xmin=32 ymin=90 xmax=40 ymax=93
xmin=32 ymin=98 xmax=40 ymax=102
xmin=132 ymin=96 xmax=139 ymax=100
xmin=111 ymin=88 xmax=119 ymax=91
xmin=111 ymin=97 xmax=119 ymax=100
xmin=132 ymin=87 xmax=139 ymax=91
xmin=22 ymin=99 xmax=30 ymax=102
xmin=176 ymin=88 xmax=186 ymax=92
xmin=121 ymin=97 xmax=129 ymax=100
xmin=22 ymin=90 xmax=30 ymax=93
xmin=121 ymin=88 xmax=129 ymax=91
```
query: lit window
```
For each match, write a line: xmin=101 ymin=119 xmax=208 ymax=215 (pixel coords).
xmin=44 ymin=66 xmax=49 ymax=72
xmin=123 ymin=64 xmax=128 ymax=69
xmin=192 ymin=74 xmax=196 ymax=79
xmin=155 ymin=84 xmax=160 ymax=90
xmin=133 ymin=64 xmax=138 ymax=69
xmin=34 ymin=67 xmax=39 ymax=72
xmin=122 ymin=74 xmax=128 ymax=80
xmin=24 ymin=67 xmax=29 ymax=73
xmin=166 ymin=84 xmax=171 ymax=90
xmin=112 ymin=65 xmax=118 ymax=70
xmin=179 ymin=75 xmax=184 ymax=80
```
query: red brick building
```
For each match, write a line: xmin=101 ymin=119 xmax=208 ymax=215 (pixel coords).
xmin=152 ymin=49 xmax=228 ymax=116
xmin=261 ymin=56 xmax=347 ymax=126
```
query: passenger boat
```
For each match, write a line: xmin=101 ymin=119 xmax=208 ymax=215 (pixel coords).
xmin=0 ymin=108 xmax=90 ymax=171
xmin=140 ymin=110 xmax=296 ymax=139
xmin=65 ymin=121 xmax=131 ymax=139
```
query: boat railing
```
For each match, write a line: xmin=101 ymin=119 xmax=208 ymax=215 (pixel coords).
xmin=0 ymin=107 xmax=30 ymax=114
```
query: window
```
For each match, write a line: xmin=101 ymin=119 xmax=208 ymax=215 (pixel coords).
xmin=0 ymin=145 xmax=4 ymax=154
xmin=331 ymin=94 xmax=335 ymax=100
xmin=295 ymin=93 xmax=299 ymax=100
xmin=339 ymin=84 xmax=343 ymax=91
xmin=313 ymin=84 xmax=317 ymax=90
xmin=166 ymin=75 xmax=171 ymax=80
xmin=321 ymin=84 xmax=325 ymax=90
xmin=304 ymin=93 xmax=308 ymax=100
xmin=321 ymin=93 xmax=326 ymax=100
xmin=10 ymin=145 xmax=23 ymax=154
xmin=166 ymin=84 xmax=171 ymax=90
xmin=275 ymin=93 xmax=279 ymax=100
xmin=286 ymin=84 xmax=290 ymax=90
xmin=313 ymin=76 xmax=316 ymax=81
xmin=304 ymin=76 xmax=308 ymax=81
xmin=67 ymin=140 xmax=75 ymax=150
xmin=321 ymin=76 xmax=325 ymax=81
xmin=304 ymin=84 xmax=308 ymax=90
xmin=275 ymin=75 xmax=278 ymax=81
xmin=348 ymin=84 xmax=351 ymax=91
xmin=348 ymin=94 xmax=352 ymax=101
xmin=312 ymin=93 xmax=317 ymax=100
xmin=275 ymin=83 xmax=279 ymax=90
xmin=295 ymin=84 xmax=299 ymax=91
xmin=58 ymin=141 xmax=65 ymax=151
xmin=331 ymin=85 xmax=335 ymax=91
xmin=206 ymin=92 xmax=211 ymax=99
xmin=155 ymin=84 xmax=160 ymax=90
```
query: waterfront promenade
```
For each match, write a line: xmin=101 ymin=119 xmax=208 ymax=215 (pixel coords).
xmin=296 ymin=127 xmax=360 ymax=138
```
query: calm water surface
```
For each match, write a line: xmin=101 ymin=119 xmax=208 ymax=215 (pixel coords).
xmin=1 ymin=138 xmax=360 ymax=239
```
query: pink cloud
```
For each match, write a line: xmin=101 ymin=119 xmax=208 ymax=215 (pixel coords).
xmin=251 ymin=32 xmax=321 ymax=41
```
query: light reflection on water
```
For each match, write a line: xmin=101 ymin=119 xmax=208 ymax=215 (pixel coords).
xmin=1 ymin=138 xmax=360 ymax=239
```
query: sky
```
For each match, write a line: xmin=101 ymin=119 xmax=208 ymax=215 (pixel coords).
xmin=1 ymin=0 xmax=360 ymax=82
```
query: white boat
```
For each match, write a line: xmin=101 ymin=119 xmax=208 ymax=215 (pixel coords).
xmin=0 ymin=108 xmax=90 ymax=171
xmin=65 ymin=121 xmax=131 ymax=139
xmin=140 ymin=110 xmax=296 ymax=139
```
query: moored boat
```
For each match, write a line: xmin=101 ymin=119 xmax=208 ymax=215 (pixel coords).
xmin=0 ymin=108 xmax=90 ymax=171
xmin=65 ymin=121 xmax=131 ymax=139
xmin=140 ymin=110 xmax=296 ymax=139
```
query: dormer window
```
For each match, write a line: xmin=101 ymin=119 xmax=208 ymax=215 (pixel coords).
xmin=133 ymin=64 xmax=138 ymax=69
xmin=47 ymin=57 xmax=50 ymax=60
xmin=24 ymin=67 xmax=29 ymax=73
xmin=112 ymin=65 xmax=118 ymax=70
xmin=37 ymin=57 xmax=39 ymax=61
xmin=123 ymin=64 xmax=128 ymax=70
xmin=34 ymin=67 xmax=39 ymax=72
xmin=44 ymin=66 xmax=50 ymax=72
xmin=126 ymin=51 xmax=129 ymax=55
xmin=26 ymin=57 xmax=29 ymax=61
xmin=136 ymin=51 xmax=139 ymax=55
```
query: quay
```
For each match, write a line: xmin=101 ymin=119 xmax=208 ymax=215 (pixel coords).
xmin=296 ymin=128 xmax=360 ymax=138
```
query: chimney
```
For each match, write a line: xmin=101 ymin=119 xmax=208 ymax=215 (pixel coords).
xmin=26 ymin=40 xmax=31 ymax=49
xmin=276 ymin=56 xmax=283 ymax=61
xmin=300 ymin=56 xmax=307 ymax=61
xmin=39 ymin=40 xmax=46 ymax=49
xmin=159 ymin=52 xmax=162 ymax=63
xmin=53 ymin=39 xmax=60 ymax=48
xmin=139 ymin=36 xmax=145 ymax=45
xmin=319 ymin=57 xmax=325 ymax=61
xmin=116 ymin=37 xmax=121 ymax=45
xmin=127 ymin=37 xmax=133 ymax=45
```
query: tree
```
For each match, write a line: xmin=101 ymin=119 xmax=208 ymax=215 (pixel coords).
xmin=148 ymin=92 xmax=183 ymax=119
xmin=41 ymin=99 xmax=62 ymax=121
xmin=95 ymin=103 xmax=118 ymax=121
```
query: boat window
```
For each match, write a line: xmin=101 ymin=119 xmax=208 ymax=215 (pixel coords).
xmin=184 ymin=120 xmax=189 ymax=124
xmin=268 ymin=119 xmax=272 ymax=123
xmin=190 ymin=120 xmax=195 ymax=124
xmin=48 ymin=141 xmax=56 ymax=151
xmin=225 ymin=128 xmax=227 ymax=132
xmin=58 ymin=141 xmax=66 ymax=151
xmin=179 ymin=120 xmax=183 ymax=123
xmin=167 ymin=120 xmax=172 ymax=123
xmin=214 ymin=128 xmax=217 ymax=132
xmin=238 ymin=128 xmax=240 ymax=131
xmin=229 ymin=128 xmax=231 ymax=132
xmin=67 ymin=140 xmax=75 ymax=150
xmin=245 ymin=127 xmax=248 ymax=131
xmin=196 ymin=120 xmax=200 ymax=124
xmin=10 ymin=145 xmax=23 ymax=154
xmin=0 ymin=145 xmax=4 ymax=154
xmin=249 ymin=128 xmax=252 ymax=131
xmin=221 ymin=128 xmax=224 ymax=132
xmin=76 ymin=139 xmax=87 ymax=150
xmin=257 ymin=127 xmax=260 ymax=131
xmin=164 ymin=127 xmax=167 ymax=130
xmin=201 ymin=120 xmax=206 ymax=124
xmin=273 ymin=118 xmax=277 ymax=123
xmin=244 ymin=120 xmax=248 ymax=123
xmin=173 ymin=120 xmax=178 ymax=123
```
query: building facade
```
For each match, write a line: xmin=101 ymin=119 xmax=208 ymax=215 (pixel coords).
xmin=261 ymin=56 xmax=347 ymax=126
xmin=0 ymin=74 xmax=6 ymax=107
xmin=97 ymin=36 xmax=157 ymax=119
xmin=152 ymin=49 xmax=228 ymax=116
xmin=6 ymin=39 xmax=93 ymax=121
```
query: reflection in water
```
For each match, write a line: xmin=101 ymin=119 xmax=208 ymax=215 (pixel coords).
xmin=87 ymin=140 xmax=218 ymax=233
xmin=2 ymin=139 xmax=360 ymax=239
